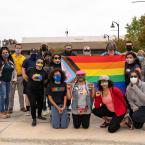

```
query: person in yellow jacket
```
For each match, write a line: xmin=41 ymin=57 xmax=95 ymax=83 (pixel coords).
xmin=8 ymin=44 xmax=26 ymax=113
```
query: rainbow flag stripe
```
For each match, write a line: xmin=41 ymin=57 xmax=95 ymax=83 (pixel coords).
xmin=68 ymin=55 xmax=126 ymax=92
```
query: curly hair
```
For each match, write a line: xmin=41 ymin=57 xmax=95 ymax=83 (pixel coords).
xmin=49 ymin=68 xmax=66 ymax=83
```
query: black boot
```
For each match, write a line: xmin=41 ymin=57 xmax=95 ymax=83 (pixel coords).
xmin=32 ymin=119 xmax=37 ymax=127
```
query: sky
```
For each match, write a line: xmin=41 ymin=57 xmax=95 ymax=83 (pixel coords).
xmin=0 ymin=0 xmax=145 ymax=42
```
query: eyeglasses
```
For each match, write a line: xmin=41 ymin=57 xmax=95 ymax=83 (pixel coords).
xmin=53 ymin=57 xmax=60 ymax=60
xmin=130 ymin=76 xmax=138 ymax=78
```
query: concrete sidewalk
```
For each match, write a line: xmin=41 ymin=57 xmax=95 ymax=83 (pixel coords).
xmin=0 ymin=93 xmax=145 ymax=145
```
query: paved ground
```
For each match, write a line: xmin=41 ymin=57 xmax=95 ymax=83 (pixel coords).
xmin=0 ymin=92 xmax=145 ymax=145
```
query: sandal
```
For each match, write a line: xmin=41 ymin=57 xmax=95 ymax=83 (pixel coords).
xmin=100 ymin=121 xmax=109 ymax=128
xmin=125 ymin=116 xmax=134 ymax=130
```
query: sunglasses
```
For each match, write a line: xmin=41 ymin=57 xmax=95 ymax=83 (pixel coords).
xmin=130 ymin=76 xmax=138 ymax=78
xmin=53 ymin=57 xmax=60 ymax=60
xmin=83 ymin=49 xmax=90 ymax=52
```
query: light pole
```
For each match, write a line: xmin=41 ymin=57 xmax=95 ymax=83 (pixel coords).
xmin=104 ymin=34 xmax=110 ymax=42
xmin=65 ymin=28 xmax=68 ymax=37
xmin=111 ymin=21 xmax=119 ymax=40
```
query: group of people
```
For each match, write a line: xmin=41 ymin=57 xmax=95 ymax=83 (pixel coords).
xmin=0 ymin=41 xmax=145 ymax=133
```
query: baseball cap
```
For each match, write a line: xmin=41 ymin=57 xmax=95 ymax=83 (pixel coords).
xmin=76 ymin=70 xmax=86 ymax=75
xmin=99 ymin=75 xmax=110 ymax=81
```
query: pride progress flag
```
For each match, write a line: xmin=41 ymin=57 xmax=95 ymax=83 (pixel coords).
xmin=62 ymin=55 xmax=126 ymax=92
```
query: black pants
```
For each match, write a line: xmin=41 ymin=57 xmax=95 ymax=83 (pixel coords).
xmin=92 ymin=105 xmax=125 ymax=133
xmin=27 ymin=89 xmax=44 ymax=119
xmin=72 ymin=114 xmax=91 ymax=129
xmin=131 ymin=106 xmax=145 ymax=129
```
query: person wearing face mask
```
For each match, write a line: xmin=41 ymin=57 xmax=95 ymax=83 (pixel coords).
xmin=42 ymin=51 xmax=52 ymax=116
xmin=126 ymin=70 xmax=145 ymax=129
xmin=47 ymin=69 xmax=69 ymax=128
xmin=61 ymin=44 xmax=76 ymax=56
xmin=26 ymin=58 xmax=47 ymax=126
xmin=137 ymin=50 xmax=145 ymax=81
xmin=22 ymin=48 xmax=38 ymax=114
xmin=125 ymin=52 xmax=141 ymax=86
xmin=92 ymin=75 xmax=127 ymax=133
xmin=101 ymin=42 xmax=121 ymax=56
xmin=82 ymin=46 xmax=92 ymax=56
xmin=50 ymin=54 xmax=62 ymax=70
xmin=0 ymin=47 xmax=17 ymax=119
xmin=67 ymin=70 xmax=95 ymax=129
xmin=123 ymin=41 xmax=134 ymax=55
xmin=8 ymin=44 xmax=26 ymax=113
xmin=38 ymin=44 xmax=52 ymax=59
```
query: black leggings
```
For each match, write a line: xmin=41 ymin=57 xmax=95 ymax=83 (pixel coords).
xmin=27 ymin=89 xmax=44 ymax=119
xmin=130 ymin=106 xmax=145 ymax=129
xmin=72 ymin=114 xmax=91 ymax=129
xmin=92 ymin=105 xmax=125 ymax=133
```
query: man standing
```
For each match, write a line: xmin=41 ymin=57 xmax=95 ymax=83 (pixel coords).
xmin=101 ymin=42 xmax=121 ymax=56
xmin=9 ymin=43 xmax=26 ymax=113
xmin=61 ymin=44 xmax=76 ymax=56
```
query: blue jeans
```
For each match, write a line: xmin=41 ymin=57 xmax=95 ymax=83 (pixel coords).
xmin=51 ymin=105 xmax=69 ymax=129
xmin=0 ymin=81 xmax=11 ymax=112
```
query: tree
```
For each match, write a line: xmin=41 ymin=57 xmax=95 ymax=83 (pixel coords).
xmin=125 ymin=15 xmax=145 ymax=51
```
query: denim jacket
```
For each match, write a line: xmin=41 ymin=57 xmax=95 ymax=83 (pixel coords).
xmin=71 ymin=82 xmax=92 ymax=115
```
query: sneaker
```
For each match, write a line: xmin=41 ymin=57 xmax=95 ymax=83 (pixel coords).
xmin=25 ymin=111 xmax=31 ymax=116
xmin=32 ymin=119 xmax=37 ymax=127
xmin=42 ymin=110 xmax=48 ymax=116
xmin=20 ymin=107 xmax=27 ymax=112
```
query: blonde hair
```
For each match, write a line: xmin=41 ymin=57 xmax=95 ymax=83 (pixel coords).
xmin=137 ymin=50 xmax=145 ymax=57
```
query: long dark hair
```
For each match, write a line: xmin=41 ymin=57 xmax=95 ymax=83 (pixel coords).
xmin=49 ymin=68 xmax=66 ymax=83
xmin=0 ymin=47 xmax=14 ymax=63
xmin=98 ymin=80 xmax=114 ymax=91
xmin=126 ymin=52 xmax=141 ymax=68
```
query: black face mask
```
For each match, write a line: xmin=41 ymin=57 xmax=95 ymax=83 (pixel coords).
xmin=126 ymin=45 xmax=132 ymax=51
xmin=31 ymin=54 xmax=37 ymax=60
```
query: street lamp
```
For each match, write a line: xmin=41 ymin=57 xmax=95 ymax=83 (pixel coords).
xmin=104 ymin=34 xmax=110 ymax=42
xmin=111 ymin=21 xmax=119 ymax=40
xmin=65 ymin=28 xmax=68 ymax=37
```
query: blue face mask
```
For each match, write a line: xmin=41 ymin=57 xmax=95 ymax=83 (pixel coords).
xmin=138 ymin=56 xmax=144 ymax=62
xmin=53 ymin=75 xmax=61 ymax=82
xmin=2 ymin=53 xmax=9 ymax=59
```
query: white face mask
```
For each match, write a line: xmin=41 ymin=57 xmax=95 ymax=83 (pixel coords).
xmin=130 ymin=77 xmax=138 ymax=84
xmin=15 ymin=48 xmax=21 ymax=54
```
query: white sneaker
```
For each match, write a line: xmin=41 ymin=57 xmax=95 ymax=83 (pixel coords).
xmin=42 ymin=110 xmax=48 ymax=116
xmin=25 ymin=111 xmax=31 ymax=116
